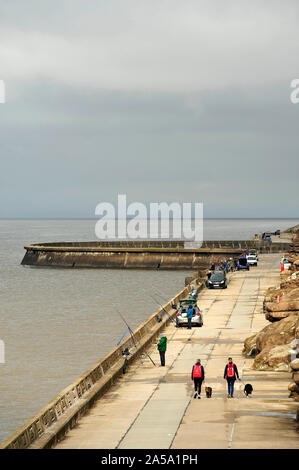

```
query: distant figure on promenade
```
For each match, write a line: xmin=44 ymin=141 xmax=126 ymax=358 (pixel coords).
xmin=218 ymin=260 xmax=224 ymax=270
xmin=187 ymin=304 xmax=194 ymax=329
xmin=227 ymin=258 xmax=234 ymax=272
xmin=189 ymin=288 xmax=198 ymax=300
xmin=224 ymin=357 xmax=240 ymax=398
xmin=157 ymin=333 xmax=167 ymax=366
xmin=191 ymin=359 xmax=205 ymax=399
xmin=222 ymin=260 xmax=228 ymax=273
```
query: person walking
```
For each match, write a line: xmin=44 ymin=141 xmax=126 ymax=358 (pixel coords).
xmin=191 ymin=359 xmax=205 ymax=399
xmin=222 ymin=259 xmax=228 ymax=273
xmin=157 ymin=333 xmax=167 ymax=366
xmin=187 ymin=304 xmax=194 ymax=330
xmin=224 ymin=357 xmax=240 ymax=398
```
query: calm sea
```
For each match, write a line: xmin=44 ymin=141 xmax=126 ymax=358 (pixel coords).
xmin=0 ymin=218 xmax=297 ymax=442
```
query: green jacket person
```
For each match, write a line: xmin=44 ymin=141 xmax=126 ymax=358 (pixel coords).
xmin=157 ymin=334 xmax=167 ymax=366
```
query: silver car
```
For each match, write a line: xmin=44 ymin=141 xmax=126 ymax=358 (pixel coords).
xmin=247 ymin=254 xmax=258 ymax=266
xmin=175 ymin=299 xmax=203 ymax=327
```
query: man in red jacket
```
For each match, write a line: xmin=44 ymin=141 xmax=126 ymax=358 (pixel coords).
xmin=191 ymin=359 xmax=205 ymax=399
xmin=224 ymin=357 xmax=241 ymax=398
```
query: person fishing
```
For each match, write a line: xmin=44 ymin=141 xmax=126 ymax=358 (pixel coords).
xmin=224 ymin=357 xmax=240 ymax=398
xmin=191 ymin=358 xmax=205 ymax=399
xmin=121 ymin=347 xmax=130 ymax=374
xmin=189 ymin=291 xmax=197 ymax=300
xmin=191 ymin=288 xmax=198 ymax=300
xmin=187 ymin=304 xmax=194 ymax=329
xmin=157 ymin=333 xmax=167 ymax=366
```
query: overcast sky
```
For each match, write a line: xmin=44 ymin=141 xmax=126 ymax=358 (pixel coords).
xmin=0 ymin=0 xmax=298 ymax=218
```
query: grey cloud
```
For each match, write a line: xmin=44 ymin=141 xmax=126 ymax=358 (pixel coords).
xmin=1 ymin=79 xmax=298 ymax=217
xmin=0 ymin=2 xmax=298 ymax=218
xmin=1 ymin=1 xmax=299 ymax=92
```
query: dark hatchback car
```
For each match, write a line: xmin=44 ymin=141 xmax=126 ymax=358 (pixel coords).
xmin=262 ymin=232 xmax=271 ymax=241
xmin=237 ymin=257 xmax=250 ymax=271
xmin=206 ymin=270 xmax=227 ymax=289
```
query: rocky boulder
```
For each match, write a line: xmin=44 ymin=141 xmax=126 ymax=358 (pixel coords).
xmin=287 ymin=349 xmax=299 ymax=400
xmin=263 ymin=287 xmax=299 ymax=302
xmin=253 ymin=343 xmax=292 ymax=371
xmin=265 ymin=300 xmax=299 ymax=312
xmin=243 ymin=333 xmax=257 ymax=356
xmin=288 ymin=382 xmax=299 ymax=392
xmin=293 ymin=371 xmax=299 ymax=382
xmin=281 ymin=287 xmax=299 ymax=301
xmin=265 ymin=311 xmax=296 ymax=322
xmin=280 ymin=281 xmax=299 ymax=292
xmin=255 ymin=316 xmax=299 ymax=353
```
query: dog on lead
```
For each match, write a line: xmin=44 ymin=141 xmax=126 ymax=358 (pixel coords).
xmin=244 ymin=383 xmax=253 ymax=397
xmin=205 ymin=386 xmax=212 ymax=398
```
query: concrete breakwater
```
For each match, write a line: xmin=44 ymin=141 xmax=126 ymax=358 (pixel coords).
xmin=21 ymin=240 xmax=290 ymax=269
xmin=0 ymin=280 xmax=202 ymax=449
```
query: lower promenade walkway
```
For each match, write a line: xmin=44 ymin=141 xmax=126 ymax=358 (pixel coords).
xmin=55 ymin=254 xmax=299 ymax=449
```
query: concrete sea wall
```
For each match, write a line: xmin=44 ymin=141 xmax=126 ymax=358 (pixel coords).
xmin=21 ymin=240 xmax=290 ymax=269
xmin=0 ymin=281 xmax=203 ymax=449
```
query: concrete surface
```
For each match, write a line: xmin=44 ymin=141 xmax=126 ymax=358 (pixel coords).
xmin=55 ymin=254 xmax=299 ymax=449
xmin=21 ymin=240 xmax=289 ymax=269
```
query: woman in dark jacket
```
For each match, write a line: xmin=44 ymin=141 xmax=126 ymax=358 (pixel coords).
xmin=191 ymin=359 xmax=205 ymax=399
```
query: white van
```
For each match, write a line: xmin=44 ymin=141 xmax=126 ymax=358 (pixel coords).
xmin=247 ymin=254 xmax=258 ymax=266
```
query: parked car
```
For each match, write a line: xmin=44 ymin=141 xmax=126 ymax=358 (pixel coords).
xmin=237 ymin=257 xmax=250 ymax=271
xmin=248 ymin=249 xmax=258 ymax=260
xmin=247 ymin=254 xmax=258 ymax=266
xmin=274 ymin=230 xmax=281 ymax=236
xmin=175 ymin=299 xmax=203 ymax=327
xmin=262 ymin=232 xmax=271 ymax=240
xmin=206 ymin=270 xmax=227 ymax=289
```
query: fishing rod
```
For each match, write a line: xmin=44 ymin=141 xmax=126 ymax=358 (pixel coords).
xmin=153 ymin=290 xmax=178 ymax=309
xmin=115 ymin=318 xmax=136 ymax=374
xmin=152 ymin=288 xmax=169 ymax=302
xmin=115 ymin=306 xmax=156 ymax=366
xmin=148 ymin=293 xmax=175 ymax=323
xmin=152 ymin=287 xmax=183 ymax=305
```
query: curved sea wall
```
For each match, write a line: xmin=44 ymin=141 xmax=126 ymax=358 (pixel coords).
xmin=21 ymin=240 xmax=290 ymax=270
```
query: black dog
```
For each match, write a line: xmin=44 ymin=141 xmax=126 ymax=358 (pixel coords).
xmin=205 ymin=386 xmax=212 ymax=398
xmin=244 ymin=383 xmax=253 ymax=397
